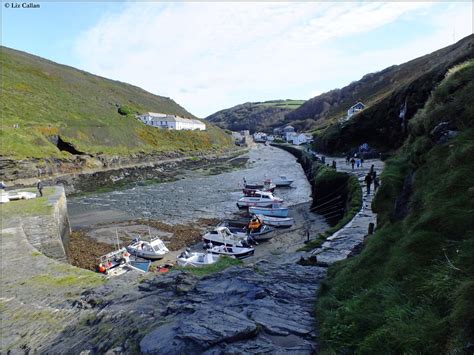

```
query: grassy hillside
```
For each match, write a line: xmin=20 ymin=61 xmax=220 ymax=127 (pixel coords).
xmin=0 ymin=46 xmax=232 ymax=159
xmin=205 ymin=99 xmax=305 ymax=133
xmin=316 ymin=60 xmax=474 ymax=353
xmin=285 ymin=35 xmax=473 ymax=147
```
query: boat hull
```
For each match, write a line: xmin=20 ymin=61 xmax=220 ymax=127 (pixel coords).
xmin=126 ymin=247 xmax=166 ymax=260
xmin=257 ymin=215 xmax=294 ymax=227
xmin=209 ymin=246 xmax=255 ymax=259
xmin=249 ymin=206 xmax=289 ymax=217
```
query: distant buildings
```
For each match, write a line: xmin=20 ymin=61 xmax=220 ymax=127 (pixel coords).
xmin=138 ymin=112 xmax=206 ymax=131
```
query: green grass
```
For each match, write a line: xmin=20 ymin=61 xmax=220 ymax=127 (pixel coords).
xmin=27 ymin=266 xmax=105 ymax=288
xmin=316 ymin=61 xmax=474 ymax=353
xmin=175 ymin=256 xmax=243 ymax=277
xmin=1 ymin=46 xmax=232 ymax=159
xmin=256 ymin=99 xmax=305 ymax=109
xmin=0 ymin=187 xmax=54 ymax=220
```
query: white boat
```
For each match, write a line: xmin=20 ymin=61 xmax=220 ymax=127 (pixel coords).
xmin=3 ymin=191 xmax=37 ymax=202
xmin=202 ymin=227 xmax=250 ymax=247
xmin=126 ymin=236 xmax=169 ymax=260
xmin=218 ymin=218 xmax=274 ymax=242
xmin=255 ymin=214 xmax=294 ymax=227
xmin=249 ymin=205 xmax=289 ymax=217
xmin=273 ymin=176 xmax=294 ymax=187
xmin=208 ymin=245 xmax=255 ymax=259
xmin=177 ymin=250 xmax=220 ymax=267
xmin=236 ymin=190 xmax=283 ymax=208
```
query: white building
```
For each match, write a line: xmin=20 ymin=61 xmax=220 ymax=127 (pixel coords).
xmin=292 ymin=133 xmax=313 ymax=145
xmin=285 ymin=131 xmax=298 ymax=142
xmin=347 ymin=102 xmax=366 ymax=118
xmin=138 ymin=112 xmax=206 ymax=131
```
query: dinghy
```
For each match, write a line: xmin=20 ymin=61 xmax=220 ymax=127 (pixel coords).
xmin=242 ymin=178 xmax=276 ymax=191
xmin=255 ymin=214 xmax=294 ymax=227
xmin=126 ymin=236 xmax=169 ymax=260
xmin=202 ymin=226 xmax=250 ymax=247
xmin=218 ymin=217 xmax=275 ymax=241
xmin=208 ymin=244 xmax=255 ymax=259
xmin=177 ymin=250 xmax=220 ymax=267
xmin=249 ymin=205 xmax=289 ymax=217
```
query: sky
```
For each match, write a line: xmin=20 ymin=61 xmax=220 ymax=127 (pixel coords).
xmin=2 ymin=1 xmax=472 ymax=117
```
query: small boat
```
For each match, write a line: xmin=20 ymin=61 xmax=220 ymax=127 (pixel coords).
xmin=202 ymin=226 xmax=250 ymax=247
xmin=97 ymin=248 xmax=131 ymax=275
xmin=249 ymin=205 xmax=289 ymax=217
xmin=177 ymin=250 xmax=220 ymax=267
xmin=242 ymin=186 xmax=274 ymax=196
xmin=243 ymin=178 xmax=276 ymax=191
xmin=207 ymin=244 xmax=255 ymax=259
xmin=236 ymin=190 xmax=283 ymax=208
xmin=254 ymin=214 xmax=294 ymax=228
xmin=273 ymin=175 xmax=294 ymax=187
xmin=218 ymin=218 xmax=274 ymax=241
xmin=129 ymin=257 xmax=151 ymax=273
xmin=126 ymin=236 xmax=169 ymax=260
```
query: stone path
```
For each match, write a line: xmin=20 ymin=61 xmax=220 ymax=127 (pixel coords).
xmin=310 ymin=157 xmax=384 ymax=264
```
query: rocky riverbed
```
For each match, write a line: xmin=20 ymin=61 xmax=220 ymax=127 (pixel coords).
xmin=44 ymin=259 xmax=327 ymax=354
xmin=67 ymin=144 xmax=326 ymax=269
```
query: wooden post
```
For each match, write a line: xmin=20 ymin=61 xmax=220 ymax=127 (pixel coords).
xmin=368 ymin=223 xmax=375 ymax=235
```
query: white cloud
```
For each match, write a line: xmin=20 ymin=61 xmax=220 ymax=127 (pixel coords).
xmin=73 ymin=2 xmax=472 ymax=117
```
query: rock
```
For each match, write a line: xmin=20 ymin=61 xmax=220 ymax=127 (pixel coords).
xmin=140 ymin=309 xmax=258 ymax=353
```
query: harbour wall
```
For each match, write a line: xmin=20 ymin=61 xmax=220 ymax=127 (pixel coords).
xmin=22 ymin=186 xmax=71 ymax=262
xmin=271 ymin=144 xmax=355 ymax=226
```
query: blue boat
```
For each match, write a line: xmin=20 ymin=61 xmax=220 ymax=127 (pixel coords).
xmin=249 ymin=205 xmax=289 ymax=217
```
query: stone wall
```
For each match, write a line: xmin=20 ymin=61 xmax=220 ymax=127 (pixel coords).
xmin=22 ymin=186 xmax=71 ymax=262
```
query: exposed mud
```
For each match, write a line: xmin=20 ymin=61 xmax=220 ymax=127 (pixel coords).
xmin=68 ymin=218 xmax=220 ymax=270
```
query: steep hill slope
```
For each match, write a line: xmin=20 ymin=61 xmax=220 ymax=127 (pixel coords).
xmin=317 ymin=60 xmax=474 ymax=353
xmin=205 ymin=99 xmax=305 ymax=133
xmin=0 ymin=46 xmax=231 ymax=159
xmin=286 ymin=35 xmax=473 ymax=149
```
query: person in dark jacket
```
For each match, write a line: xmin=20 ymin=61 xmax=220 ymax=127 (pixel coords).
xmin=36 ymin=180 xmax=43 ymax=197
xmin=364 ymin=173 xmax=373 ymax=195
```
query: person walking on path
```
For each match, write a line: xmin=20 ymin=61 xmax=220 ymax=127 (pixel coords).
xmin=36 ymin=180 xmax=43 ymax=197
xmin=364 ymin=173 xmax=373 ymax=195
xmin=332 ymin=160 xmax=337 ymax=169
xmin=350 ymin=158 xmax=355 ymax=170
xmin=356 ymin=158 xmax=361 ymax=168
xmin=361 ymin=156 xmax=364 ymax=167
xmin=345 ymin=154 xmax=350 ymax=165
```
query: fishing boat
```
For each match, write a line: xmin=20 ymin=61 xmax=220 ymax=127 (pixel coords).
xmin=177 ymin=250 xmax=220 ymax=267
xmin=218 ymin=218 xmax=275 ymax=241
xmin=126 ymin=236 xmax=169 ymax=260
xmin=97 ymin=248 xmax=131 ymax=275
xmin=249 ymin=205 xmax=289 ymax=217
xmin=208 ymin=244 xmax=255 ymax=259
xmin=202 ymin=226 xmax=250 ymax=247
xmin=273 ymin=175 xmax=294 ymax=187
xmin=236 ymin=190 xmax=283 ymax=208
xmin=254 ymin=214 xmax=294 ymax=227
